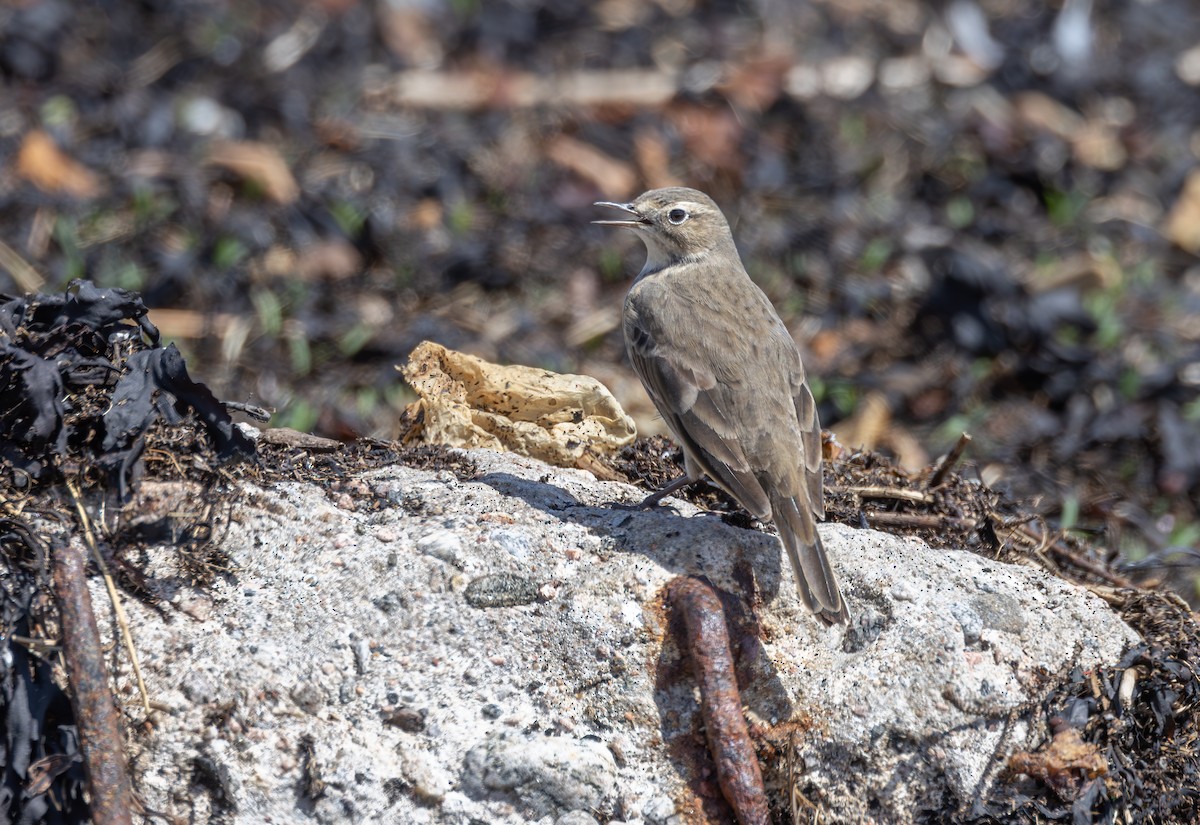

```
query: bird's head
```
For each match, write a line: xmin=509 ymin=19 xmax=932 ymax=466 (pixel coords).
xmin=594 ymin=187 xmax=735 ymax=273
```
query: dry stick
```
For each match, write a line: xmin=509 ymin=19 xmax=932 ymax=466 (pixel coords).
xmin=866 ymin=511 xmax=978 ymax=530
xmin=66 ymin=480 xmax=151 ymax=713
xmin=1010 ymin=521 xmax=1136 ymax=588
xmin=928 ymin=431 xmax=973 ymax=488
xmin=668 ymin=577 xmax=770 ymax=825
xmin=836 ymin=485 xmax=934 ymax=504
xmin=52 ymin=535 xmax=136 ymax=825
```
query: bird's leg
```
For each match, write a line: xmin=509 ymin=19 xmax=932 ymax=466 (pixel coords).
xmin=610 ymin=474 xmax=695 ymax=511
xmin=636 ymin=474 xmax=695 ymax=508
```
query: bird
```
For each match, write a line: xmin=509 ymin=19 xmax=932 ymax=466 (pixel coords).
xmin=594 ymin=187 xmax=848 ymax=625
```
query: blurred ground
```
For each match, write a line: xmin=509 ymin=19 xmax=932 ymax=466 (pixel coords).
xmin=1 ymin=0 xmax=1199 ymax=601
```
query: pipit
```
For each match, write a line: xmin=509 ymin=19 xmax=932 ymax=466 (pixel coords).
xmin=595 ymin=187 xmax=848 ymax=624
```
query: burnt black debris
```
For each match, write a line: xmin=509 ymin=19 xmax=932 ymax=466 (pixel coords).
xmin=0 ymin=280 xmax=254 ymax=496
xmin=0 ymin=522 xmax=87 ymax=825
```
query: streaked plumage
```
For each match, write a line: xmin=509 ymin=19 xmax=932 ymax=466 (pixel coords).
xmin=595 ymin=187 xmax=848 ymax=624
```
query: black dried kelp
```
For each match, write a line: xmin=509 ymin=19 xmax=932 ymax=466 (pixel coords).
xmin=0 ymin=280 xmax=254 ymax=496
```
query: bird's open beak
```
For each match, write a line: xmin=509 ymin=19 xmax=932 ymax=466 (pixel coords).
xmin=592 ymin=201 xmax=646 ymax=228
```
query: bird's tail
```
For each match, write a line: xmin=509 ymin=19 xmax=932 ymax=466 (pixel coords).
xmin=772 ymin=494 xmax=848 ymax=625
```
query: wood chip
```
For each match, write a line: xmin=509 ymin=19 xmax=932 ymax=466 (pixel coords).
xmin=207 ymin=140 xmax=300 ymax=204
xmin=15 ymin=130 xmax=104 ymax=199
xmin=545 ymin=135 xmax=637 ymax=198
xmin=1164 ymin=168 xmax=1200 ymax=254
xmin=261 ymin=428 xmax=344 ymax=451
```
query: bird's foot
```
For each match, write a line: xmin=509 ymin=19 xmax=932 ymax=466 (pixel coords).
xmin=606 ymin=475 xmax=694 ymax=512
xmin=605 ymin=491 xmax=680 ymax=513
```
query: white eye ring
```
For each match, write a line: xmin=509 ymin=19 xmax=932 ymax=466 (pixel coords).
xmin=667 ymin=208 xmax=688 ymax=225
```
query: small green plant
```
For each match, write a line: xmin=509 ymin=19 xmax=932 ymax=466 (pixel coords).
xmin=859 ymin=237 xmax=892 ymax=274
xmin=40 ymin=95 xmax=77 ymax=129
xmin=1043 ymin=188 xmax=1087 ymax=227
xmin=1083 ymin=288 xmax=1124 ymax=351
xmin=932 ymin=413 xmax=977 ymax=451
xmin=53 ymin=216 xmax=85 ymax=282
xmin=213 ymin=236 xmax=248 ymax=269
xmin=598 ymin=247 xmax=625 ymax=283
xmin=330 ymin=200 xmax=366 ymax=237
xmin=818 ymin=379 xmax=859 ymax=419
xmin=110 ymin=260 xmax=145 ymax=292
xmin=251 ymin=289 xmax=283 ymax=336
xmin=838 ymin=112 xmax=867 ymax=147
xmin=131 ymin=186 xmax=178 ymax=226
xmin=1167 ymin=520 xmax=1200 ymax=551
xmin=338 ymin=323 xmax=375 ymax=357
xmin=287 ymin=331 xmax=312 ymax=376
xmin=355 ymin=386 xmax=381 ymax=421
xmin=448 ymin=200 xmax=474 ymax=237
xmin=946 ymin=196 xmax=974 ymax=229
xmin=450 ymin=0 xmax=480 ymax=20
xmin=1059 ymin=493 xmax=1080 ymax=531
xmin=272 ymin=400 xmax=319 ymax=433
xmin=1117 ymin=366 xmax=1141 ymax=401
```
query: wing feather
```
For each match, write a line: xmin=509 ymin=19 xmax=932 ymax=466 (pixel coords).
xmin=791 ymin=366 xmax=825 ymax=519
xmin=625 ymin=309 xmax=772 ymax=519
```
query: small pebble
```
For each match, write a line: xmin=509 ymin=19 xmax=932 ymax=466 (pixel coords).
xmin=417 ymin=530 xmax=464 ymax=568
xmin=384 ymin=706 xmax=426 ymax=732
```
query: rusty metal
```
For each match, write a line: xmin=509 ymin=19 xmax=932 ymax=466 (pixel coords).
xmin=51 ymin=535 xmax=136 ymax=825
xmin=669 ymin=576 xmax=769 ymax=825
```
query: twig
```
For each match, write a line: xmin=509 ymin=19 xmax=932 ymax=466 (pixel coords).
xmin=223 ymin=400 xmax=272 ymax=421
xmin=787 ymin=729 xmax=818 ymax=823
xmin=144 ymin=448 xmax=189 ymax=479
xmin=66 ymin=479 xmax=151 ymax=713
xmin=0 ymin=237 xmax=45 ymax=292
xmin=668 ymin=577 xmax=770 ymax=825
xmin=928 ymin=432 xmax=972 ymax=488
xmin=833 ymin=485 xmax=934 ymax=504
xmin=51 ymin=534 xmax=136 ymax=825
xmin=866 ymin=511 xmax=978 ymax=530
xmin=1009 ymin=521 xmax=1135 ymax=588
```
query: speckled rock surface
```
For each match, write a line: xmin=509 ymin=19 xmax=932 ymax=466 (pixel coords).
xmin=104 ymin=449 xmax=1140 ymax=823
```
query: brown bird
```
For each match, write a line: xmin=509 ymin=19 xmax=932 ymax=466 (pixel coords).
xmin=595 ymin=187 xmax=848 ymax=624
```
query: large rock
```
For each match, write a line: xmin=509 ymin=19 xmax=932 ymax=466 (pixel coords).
xmin=109 ymin=449 xmax=1139 ymax=823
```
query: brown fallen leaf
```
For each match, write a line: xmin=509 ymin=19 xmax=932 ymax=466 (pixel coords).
xmin=260 ymin=428 xmax=343 ymax=452
xmin=207 ymin=139 xmax=300 ymax=204
xmin=145 ymin=307 xmax=238 ymax=340
xmin=832 ymin=390 xmax=891 ymax=453
xmin=25 ymin=753 xmax=78 ymax=795
xmin=1071 ymin=121 xmax=1126 ymax=171
xmin=392 ymin=69 xmax=677 ymax=110
xmin=545 ymin=135 xmax=637 ymax=199
xmin=1013 ymin=91 xmax=1083 ymax=138
xmin=718 ymin=56 xmax=791 ymax=112
xmin=1164 ymin=168 xmax=1200 ymax=254
xmin=293 ymin=239 xmax=363 ymax=281
xmin=15 ymin=130 xmax=104 ymax=199
xmin=397 ymin=341 xmax=636 ymax=467
xmin=633 ymin=127 xmax=681 ymax=190
xmin=667 ymin=102 xmax=744 ymax=173
xmin=1007 ymin=721 xmax=1108 ymax=802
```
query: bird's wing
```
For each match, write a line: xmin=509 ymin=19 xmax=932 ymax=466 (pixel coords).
xmin=625 ymin=302 xmax=772 ymax=519
xmin=790 ymin=358 xmax=825 ymax=520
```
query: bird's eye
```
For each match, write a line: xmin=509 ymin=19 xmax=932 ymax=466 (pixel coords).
xmin=667 ymin=208 xmax=689 ymax=225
